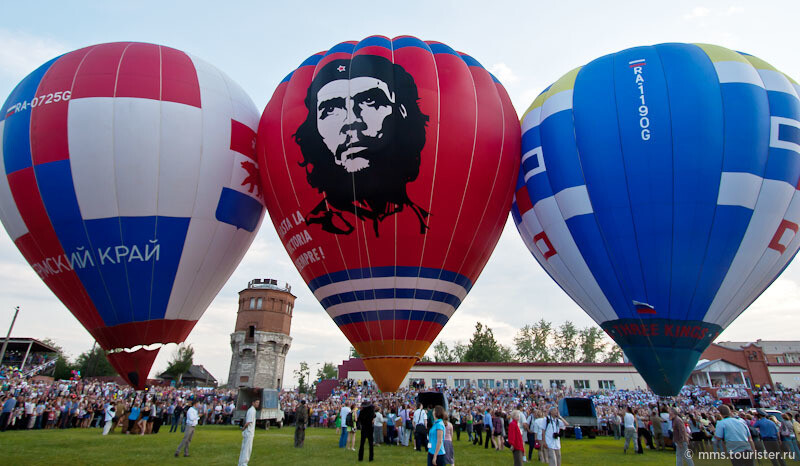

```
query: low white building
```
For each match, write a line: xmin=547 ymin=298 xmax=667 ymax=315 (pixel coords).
xmin=339 ymin=359 xmax=648 ymax=391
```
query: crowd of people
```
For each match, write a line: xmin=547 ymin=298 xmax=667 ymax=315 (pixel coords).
xmin=3 ymin=369 xmax=800 ymax=465
xmin=280 ymin=378 xmax=800 ymax=465
xmin=0 ymin=373 xmax=236 ymax=441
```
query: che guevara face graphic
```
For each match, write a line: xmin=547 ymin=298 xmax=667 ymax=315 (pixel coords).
xmin=294 ymin=56 xmax=430 ymax=237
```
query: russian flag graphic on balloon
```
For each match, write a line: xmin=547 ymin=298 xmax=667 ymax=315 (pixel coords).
xmin=0 ymin=42 xmax=264 ymax=389
xmin=258 ymin=35 xmax=520 ymax=391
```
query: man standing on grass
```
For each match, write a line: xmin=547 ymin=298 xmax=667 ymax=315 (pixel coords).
xmin=102 ymin=402 xmax=115 ymax=435
xmin=295 ymin=399 xmax=309 ymax=448
xmin=670 ymin=407 xmax=694 ymax=466
xmin=239 ymin=399 xmax=259 ymax=466
xmin=175 ymin=399 xmax=199 ymax=458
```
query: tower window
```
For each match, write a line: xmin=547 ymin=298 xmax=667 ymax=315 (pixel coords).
xmin=248 ymin=325 xmax=255 ymax=338
xmin=257 ymin=297 xmax=263 ymax=309
xmin=249 ymin=298 xmax=256 ymax=309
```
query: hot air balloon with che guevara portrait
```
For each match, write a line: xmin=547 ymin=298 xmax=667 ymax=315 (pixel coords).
xmin=512 ymin=42 xmax=800 ymax=395
xmin=0 ymin=42 xmax=265 ymax=389
xmin=258 ymin=35 xmax=520 ymax=392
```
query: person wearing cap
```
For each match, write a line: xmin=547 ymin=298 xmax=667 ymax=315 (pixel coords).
xmin=754 ymin=409 xmax=786 ymax=466
xmin=715 ymin=405 xmax=755 ymax=466
xmin=295 ymin=399 xmax=309 ymax=448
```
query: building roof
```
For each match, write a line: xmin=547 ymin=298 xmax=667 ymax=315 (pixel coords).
xmin=0 ymin=337 xmax=59 ymax=354
xmin=158 ymin=364 xmax=217 ymax=383
xmin=414 ymin=361 xmax=634 ymax=367
xmin=693 ymin=358 xmax=747 ymax=372
xmin=716 ymin=340 xmax=800 ymax=354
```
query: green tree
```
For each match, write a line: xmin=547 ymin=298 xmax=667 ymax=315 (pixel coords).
xmin=604 ymin=343 xmax=625 ymax=363
xmin=554 ymin=321 xmax=578 ymax=362
xmin=514 ymin=319 xmax=554 ymax=362
xmin=451 ymin=341 xmax=467 ymax=362
xmin=462 ymin=322 xmax=504 ymax=362
xmin=74 ymin=345 xmax=117 ymax=377
xmin=432 ymin=340 xmax=454 ymax=362
xmin=164 ymin=344 xmax=194 ymax=385
xmin=578 ymin=326 xmax=608 ymax=363
xmin=497 ymin=344 xmax=515 ymax=363
xmin=40 ymin=338 xmax=72 ymax=380
xmin=295 ymin=361 xmax=310 ymax=394
xmin=348 ymin=347 xmax=360 ymax=359
xmin=315 ymin=362 xmax=338 ymax=381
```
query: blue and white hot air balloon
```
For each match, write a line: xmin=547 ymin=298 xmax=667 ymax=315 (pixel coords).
xmin=512 ymin=43 xmax=800 ymax=395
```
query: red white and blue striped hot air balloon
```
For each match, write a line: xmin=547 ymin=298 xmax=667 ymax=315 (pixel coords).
xmin=258 ymin=36 xmax=520 ymax=391
xmin=512 ymin=43 xmax=800 ymax=395
xmin=0 ymin=42 xmax=264 ymax=389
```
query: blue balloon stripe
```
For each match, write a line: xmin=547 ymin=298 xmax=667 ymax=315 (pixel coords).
xmin=307 ymin=266 xmax=473 ymax=292
xmin=319 ymin=288 xmax=462 ymax=310
xmin=353 ymin=36 xmax=392 ymax=51
xmin=657 ymin=43 xmax=725 ymax=322
xmin=611 ymin=45 xmax=674 ymax=317
xmin=572 ymin=53 xmax=648 ymax=315
xmin=2 ymin=57 xmax=59 ymax=175
xmin=332 ymin=310 xmax=450 ymax=326
xmin=33 ymin=160 xmax=119 ymax=326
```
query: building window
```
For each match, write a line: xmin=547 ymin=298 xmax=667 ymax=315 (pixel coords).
xmin=598 ymin=380 xmax=616 ymax=390
xmin=248 ymin=325 xmax=255 ymax=338
xmin=432 ymin=378 xmax=447 ymax=387
xmin=549 ymin=379 xmax=566 ymax=389
xmin=574 ymin=379 xmax=590 ymax=389
xmin=408 ymin=378 xmax=425 ymax=388
xmin=454 ymin=378 xmax=469 ymax=388
xmin=502 ymin=379 xmax=519 ymax=389
xmin=256 ymin=298 xmax=263 ymax=309
xmin=525 ymin=379 xmax=542 ymax=388
xmin=249 ymin=298 xmax=256 ymax=309
xmin=477 ymin=379 xmax=494 ymax=389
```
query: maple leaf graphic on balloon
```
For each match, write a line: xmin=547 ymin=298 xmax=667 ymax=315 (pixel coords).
xmin=240 ymin=160 xmax=261 ymax=197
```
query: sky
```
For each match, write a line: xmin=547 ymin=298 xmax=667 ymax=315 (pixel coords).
xmin=1 ymin=1 xmax=800 ymax=387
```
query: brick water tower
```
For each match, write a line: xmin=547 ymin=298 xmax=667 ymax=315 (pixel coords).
xmin=227 ymin=279 xmax=295 ymax=389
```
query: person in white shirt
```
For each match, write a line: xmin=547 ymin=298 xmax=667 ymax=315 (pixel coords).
xmin=534 ymin=411 xmax=549 ymax=464
xmin=339 ymin=403 xmax=351 ymax=448
xmin=543 ymin=407 xmax=568 ymax=466
xmin=622 ymin=407 xmax=637 ymax=454
xmin=238 ymin=399 xmax=260 ymax=466
xmin=413 ymin=403 xmax=428 ymax=451
xmin=102 ymin=402 xmax=115 ymax=435
xmin=175 ymin=400 xmax=200 ymax=457
xmin=373 ymin=406 xmax=384 ymax=445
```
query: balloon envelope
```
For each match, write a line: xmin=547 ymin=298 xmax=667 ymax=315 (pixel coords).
xmin=512 ymin=43 xmax=800 ymax=395
xmin=0 ymin=42 xmax=264 ymax=388
xmin=258 ymin=35 xmax=519 ymax=391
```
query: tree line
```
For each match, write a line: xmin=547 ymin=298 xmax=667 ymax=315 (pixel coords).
xmin=426 ymin=319 xmax=624 ymax=364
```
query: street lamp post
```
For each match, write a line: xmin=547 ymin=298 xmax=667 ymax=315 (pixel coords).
xmin=0 ymin=306 xmax=20 ymax=367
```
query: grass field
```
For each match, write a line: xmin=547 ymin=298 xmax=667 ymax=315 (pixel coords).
xmin=0 ymin=425 xmax=713 ymax=465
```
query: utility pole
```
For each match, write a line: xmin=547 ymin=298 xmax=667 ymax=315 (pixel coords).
xmin=88 ymin=341 xmax=98 ymax=377
xmin=0 ymin=306 xmax=20 ymax=367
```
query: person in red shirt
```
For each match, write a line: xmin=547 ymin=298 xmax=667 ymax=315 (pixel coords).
xmin=509 ymin=410 xmax=525 ymax=466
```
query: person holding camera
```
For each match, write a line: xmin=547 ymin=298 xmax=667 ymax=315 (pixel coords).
xmin=543 ymin=406 xmax=568 ymax=466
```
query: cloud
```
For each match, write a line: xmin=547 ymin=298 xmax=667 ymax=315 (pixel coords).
xmin=489 ymin=62 xmax=519 ymax=85
xmin=0 ymin=29 xmax=68 ymax=81
xmin=726 ymin=6 xmax=745 ymax=15
xmin=684 ymin=6 xmax=711 ymax=20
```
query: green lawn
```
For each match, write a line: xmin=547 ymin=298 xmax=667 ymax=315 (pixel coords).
xmin=0 ymin=426 xmax=709 ymax=465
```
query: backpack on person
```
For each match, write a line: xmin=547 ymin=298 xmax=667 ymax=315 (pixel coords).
xmin=346 ymin=412 xmax=353 ymax=428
